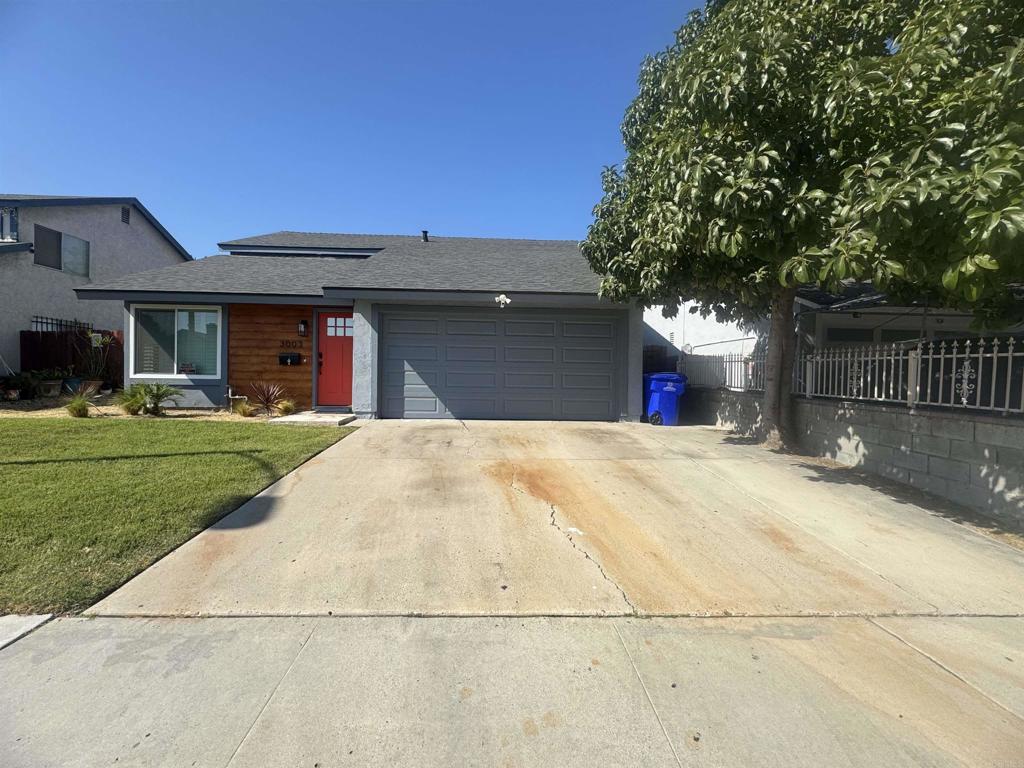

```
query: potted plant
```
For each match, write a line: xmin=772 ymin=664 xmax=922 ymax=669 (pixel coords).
xmin=1 ymin=375 xmax=18 ymax=401
xmin=75 ymin=333 xmax=114 ymax=394
xmin=9 ymin=374 xmax=38 ymax=403
xmin=34 ymin=368 xmax=64 ymax=398
xmin=5 ymin=372 xmax=37 ymax=400
xmin=63 ymin=365 xmax=82 ymax=395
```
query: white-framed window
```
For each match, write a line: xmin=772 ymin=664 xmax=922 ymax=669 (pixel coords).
xmin=325 ymin=315 xmax=353 ymax=337
xmin=129 ymin=304 xmax=222 ymax=379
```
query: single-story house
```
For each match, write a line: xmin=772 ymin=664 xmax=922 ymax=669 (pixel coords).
xmin=76 ymin=231 xmax=643 ymax=420
xmin=796 ymin=283 xmax=1024 ymax=348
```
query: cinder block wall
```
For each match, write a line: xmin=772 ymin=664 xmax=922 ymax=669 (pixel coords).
xmin=684 ymin=389 xmax=1024 ymax=522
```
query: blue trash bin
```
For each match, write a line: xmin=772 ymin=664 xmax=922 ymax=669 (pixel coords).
xmin=646 ymin=373 xmax=687 ymax=426
xmin=643 ymin=374 xmax=675 ymax=421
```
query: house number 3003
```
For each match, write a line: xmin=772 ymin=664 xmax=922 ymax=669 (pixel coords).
xmin=280 ymin=340 xmax=303 ymax=349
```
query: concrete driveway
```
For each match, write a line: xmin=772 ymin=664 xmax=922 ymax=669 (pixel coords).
xmin=88 ymin=420 xmax=1024 ymax=617
xmin=4 ymin=421 xmax=1024 ymax=767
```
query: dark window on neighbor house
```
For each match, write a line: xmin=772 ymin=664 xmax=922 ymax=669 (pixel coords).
xmin=33 ymin=225 xmax=90 ymax=277
xmin=825 ymin=327 xmax=874 ymax=344
xmin=0 ymin=207 xmax=17 ymax=241
xmin=34 ymin=225 xmax=62 ymax=270
xmin=121 ymin=206 xmax=130 ymax=224
xmin=880 ymin=329 xmax=922 ymax=343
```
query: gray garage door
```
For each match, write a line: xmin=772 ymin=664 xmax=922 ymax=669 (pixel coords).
xmin=380 ymin=307 xmax=623 ymax=420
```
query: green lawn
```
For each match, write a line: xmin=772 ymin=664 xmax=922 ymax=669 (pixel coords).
xmin=0 ymin=418 xmax=352 ymax=614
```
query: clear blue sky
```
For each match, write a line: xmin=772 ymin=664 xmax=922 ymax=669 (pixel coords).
xmin=1 ymin=1 xmax=694 ymax=258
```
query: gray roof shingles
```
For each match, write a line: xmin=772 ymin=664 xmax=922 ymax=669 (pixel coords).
xmin=78 ymin=232 xmax=600 ymax=296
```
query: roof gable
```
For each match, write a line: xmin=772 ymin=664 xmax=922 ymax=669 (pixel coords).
xmin=0 ymin=195 xmax=191 ymax=261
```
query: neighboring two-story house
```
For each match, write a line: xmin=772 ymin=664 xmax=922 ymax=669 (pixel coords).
xmin=0 ymin=195 xmax=190 ymax=371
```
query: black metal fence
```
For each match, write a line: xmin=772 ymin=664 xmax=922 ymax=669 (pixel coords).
xmin=30 ymin=316 xmax=93 ymax=333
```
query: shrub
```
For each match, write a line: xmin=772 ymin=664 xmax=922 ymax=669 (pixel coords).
xmin=8 ymin=372 xmax=39 ymax=399
xmin=74 ymin=332 xmax=115 ymax=381
xmin=116 ymin=384 xmax=147 ymax=415
xmin=65 ymin=395 xmax=90 ymax=418
xmin=139 ymin=383 xmax=183 ymax=416
xmin=249 ymin=381 xmax=288 ymax=413
xmin=276 ymin=399 xmax=297 ymax=416
xmin=232 ymin=399 xmax=257 ymax=417
xmin=116 ymin=383 xmax=182 ymax=416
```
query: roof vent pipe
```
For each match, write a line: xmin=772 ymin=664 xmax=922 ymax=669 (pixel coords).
xmin=421 ymin=230 xmax=429 ymax=242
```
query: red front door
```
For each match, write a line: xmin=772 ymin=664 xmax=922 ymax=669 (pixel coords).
xmin=317 ymin=312 xmax=353 ymax=406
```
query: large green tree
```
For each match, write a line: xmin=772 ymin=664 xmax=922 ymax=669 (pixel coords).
xmin=583 ymin=0 xmax=1024 ymax=442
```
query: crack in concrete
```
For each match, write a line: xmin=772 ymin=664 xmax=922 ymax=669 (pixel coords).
xmin=224 ymin=620 xmax=318 ymax=767
xmin=613 ymin=621 xmax=682 ymax=767
xmin=501 ymin=463 xmax=637 ymax=615
xmin=866 ymin=617 xmax=1024 ymax=725
xmin=547 ymin=503 xmax=638 ymax=615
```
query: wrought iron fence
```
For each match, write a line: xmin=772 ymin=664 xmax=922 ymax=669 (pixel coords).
xmin=914 ymin=337 xmax=1023 ymax=413
xmin=30 ymin=316 xmax=93 ymax=333
xmin=683 ymin=335 xmax=1024 ymax=415
xmin=801 ymin=343 xmax=913 ymax=405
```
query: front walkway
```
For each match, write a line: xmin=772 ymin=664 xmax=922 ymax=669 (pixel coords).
xmin=2 ymin=421 xmax=1023 ymax=766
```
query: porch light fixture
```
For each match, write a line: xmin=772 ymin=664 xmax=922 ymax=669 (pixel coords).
xmin=297 ymin=319 xmax=309 ymax=337
xmin=495 ymin=294 xmax=511 ymax=309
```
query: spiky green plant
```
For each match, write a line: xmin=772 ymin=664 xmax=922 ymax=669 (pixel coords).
xmin=249 ymin=381 xmax=288 ymax=413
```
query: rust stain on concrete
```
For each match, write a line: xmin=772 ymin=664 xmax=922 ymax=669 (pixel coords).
xmin=541 ymin=711 xmax=562 ymax=729
xmin=760 ymin=523 xmax=801 ymax=553
xmin=483 ymin=459 xmax=716 ymax=613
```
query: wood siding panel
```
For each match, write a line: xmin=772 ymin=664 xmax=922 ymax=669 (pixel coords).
xmin=228 ymin=304 xmax=315 ymax=409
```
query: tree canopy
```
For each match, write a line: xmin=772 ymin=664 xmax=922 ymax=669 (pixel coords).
xmin=582 ymin=0 xmax=1024 ymax=326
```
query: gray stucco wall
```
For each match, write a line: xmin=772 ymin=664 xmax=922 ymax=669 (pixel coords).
xmin=625 ymin=305 xmax=644 ymax=421
xmin=0 ymin=204 xmax=185 ymax=371
xmin=684 ymin=388 xmax=1024 ymax=523
xmin=351 ymin=299 xmax=379 ymax=419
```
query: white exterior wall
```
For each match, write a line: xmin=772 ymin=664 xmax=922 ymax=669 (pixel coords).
xmin=811 ymin=308 xmax=983 ymax=348
xmin=0 ymin=204 xmax=186 ymax=370
xmin=644 ymin=302 xmax=756 ymax=356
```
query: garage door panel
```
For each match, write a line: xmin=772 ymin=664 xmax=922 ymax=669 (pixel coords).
xmin=387 ymin=343 xmax=439 ymax=361
xmin=384 ymin=369 xmax=438 ymax=387
xmin=504 ymin=399 xmax=555 ymax=418
xmin=445 ymin=319 xmax=497 ymax=336
xmin=446 ymin=345 xmax=497 ymax=362
xmin=395 ymin=396 xmax=439 ymax=413
xmin=505 ymin=346 xmax=556 ymax=363
xmin=505 ymin=320 xmax=556 ymax=337
xmin=562 ymin=372 xmax=612 ymax=390
xmin=446 ymin=371 xmax=497 ymax=388
xmin=562 ymin=347 xmax=613 ymax=364
xmin=564 ymin=321 xmax=614 ymax=338
xmin=380 ymin=308 xmax=622 ymax=420
xmin=386 ymin=318 xmax=440 ymax=335
xmin=505 ymin=372 xmax=555 ymax=389
xmin=445 ymin=398 xmax=498 ymax=418
xmin=562 ymin=399 xmax=614 ymax=419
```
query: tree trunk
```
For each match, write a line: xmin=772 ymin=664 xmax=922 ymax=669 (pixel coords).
xmin=761 ymin=287 xmax=797 ymax=447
